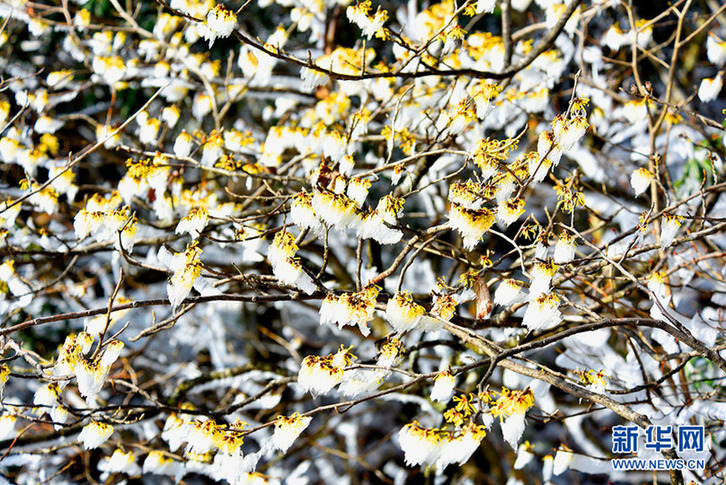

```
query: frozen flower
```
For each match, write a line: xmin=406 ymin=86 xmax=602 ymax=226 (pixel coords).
xmin=698 ymin=75 xmax=723 ymax=103
xmin=51 ymin=406 xmax=70 ymax=428
xmin=297 ymin=355 xmax=344 ymax=397
xmin=553 ymin=115 xmax=588 ymax=152
xmin=528 ymin=261 xmax=558 ymax=300
xmin=100 ymin=340 xmax=124 ymax=368
xmin=74 ymin=359 xmax=108 ymax=403
xmin=201 ymin=132 xmax=224 ymax=167
xmin=477 ymin=0 xmax=496 ymax=13
xmin=660 ymin=214 xmax=682 ymax=249
xmin=290 ymin=191 xmax=324 ymax=235
xmin=577 ymin=369 xmax=607 ymax=395
xmin=346 ymin=177 xmax=370 ymax=206
xmin=301 ymin=66 xmax=329 ymax=91
xmin=430 ymin=371 xmax=456 ymax=403
xmin=449 ymin=204 xmax=495 ymax=250
xmin=0 ymin=414 xmax=17 ymax=441
xmin=33 ymin=382 xmax=61 ymax=409
xmin=494 ymin=279 xmax=525 ymax=307
xmin=323 ymin=130 xmax=347 ymax=161
xmin=199 ymin=5 xmax=237 ymax=47
xmin=377 ymin=339 xmax=402 ymax=368
xmin=603 ymin=23 xmax=628 ymax=51
xmin=357 ymin=209 xmax=403 ymax=244
xmin=707 ymin=33 xmax=726 ymax=67
xmin=192 ymin=93 xmax=213 ymax=120
xmin=138 ymin=116 xmax=161 ymax=146
xmin=185 ymin=419 xmax=219 ymax=455
xmin=167 ymin=244 xmax=204 ymax=308
xmin=619 ymin=99 xmax=648 ymax=124
xmin=522 ymin=293 xmax=562 ymax=331
xmin=319 ymin=286 xmax=379 ymax=336
xmin=78 ymin=421 xmax=114 ymax=449
xmin=347 ymin=1 xmax=388 ymax=39
xmin=449 ymin=180 xmax=483 ymax=209
xmin=98 ymin=449 xmax=141 ymax=477
xmin=630 ymin=168 xmax=653 ymax=196
xmin=312 ymin=189 xmax=357 ymax=230
xmin=96 ymin=125 xmax=120 ymax=148
xmin=497 ymin=198 xmax=525 ymax=227
xmin=161 ymin=414 xmax=191 ymax=451
xmin=272 ymin=257 xmax=317 ymax=294
xmin=526 ymin=152 xmax=552 ymax=184
xmin=537 ymin=130 xmax=562 ymax=167
xmin=162 ymin=105 xmax=181 ymax=127
xmin=398 ymin=422 xmax=442 ymax=466
xmin=514 ymin=442 xmax=535 ymax=469
xmin=431 ymin=293 xmax=457 ymax=321
xmin=142 ymin=450 xmax=177 ymax=475
xmin=437 ymin=423 xmax=487 ymax=468
xmin=553 ymin=232 xmax=576 ymax=264
xmin=272 ymin=413 xmax=312 ymax=453
xmin=0 ymin=365 xmax=9 ymax=394
xmin=490 ymin=387 xmax=534 ymax=448
xmin=93 ymin=56 xmax=126 ymax=85
xmin=34 ymin=115 xmax=64 ymax=134
xmin=174 ymin=131 xmax=194 ymax=158
xmin=176 ymin=207 xmax=209 ymax=239
xmin=74 ymin=9 xmax=91 ymax=30
xmin=647 ymin=271 xmax=668 ymax=299
xmin=268 ymin=231 xmax=298 ymax=268
xmin=386 ymin=291 xmax=425 ymax=332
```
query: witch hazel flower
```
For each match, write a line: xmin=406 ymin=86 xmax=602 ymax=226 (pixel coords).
xmin=528 ymin=261 xmax=558 ymax=300
xmin=201 ymin=131 xmax=224 ymax=167
xmin=357 ymin=195 xmax=405 ymax=244
xmin=346 ymin=1 xmax=388 ymax=39
xmin=398 ymin=421 xmax=443 ymax=466
xmin=430 ymin=371 xmax=456 ymax=403
xmin=165 ymin=244 xmax=203 ymax=308
xmin=272 ymin=413 xmax=312 ymax=453
xmin=698 ymin=74 xmax=723 ymax=103
xmin=312 ymin=189 xmax=357 ymax=230
xmin=319 ymin=285 xmax=380 ymax=336
xmin=98 ymin=449 xmax=142 ymax=478
xmin=494 ymin=279 xmax=525 ymax=307
xmin=78 ymin=420 xmax=114 ymax=449
xmin=437 ymin=422 xmax=487 ymax=468
xmin=346 ymin=177 xmax=371 ymax=206
xmin=290 ymin=191 xmax=325 ymax=236
xmin=449 ymin=204 xmax=495 ymax=250
xmin=490 ymin=387 xmax=534 ymax=448
xmin=267 ymin=230 xmax=317 ymax=294
xmin=272 ymin=257 xmax=317 ymax=295
xmin=386 ymin=291 xmax=426 ymax=332
xmin=553 ymin=232 xmax=576 ymax=264
xmin=0 ymin=414 xmax=17 ymax=441
xmin=175 ymin=207 xmax=209 ymax=239
xmin=537 ymin=131 xmax=562 ymax=167
xmin=575 ymin=369 xmax=608 ymax=395
xmin=707 ymin=33 xmax=726 ymax=67
xmin=198 ymin=4 xmax=237 ymax=47
xmin=660 ymin=213 xmax=683 ymax=249
xmin=449 ymin=180 xmax=483 ymax=210
xmin=630 ymin=168 xmax=654 ymax=196
xmin=174 ymin=131 xmax=195 ymax=158
xmin=497 ymin=198 xmax=525 ymax=227
xmin=522 ymin=293 xmax=562 ymax=331
xmin=297 ymin=352 xmax=348 ymax=397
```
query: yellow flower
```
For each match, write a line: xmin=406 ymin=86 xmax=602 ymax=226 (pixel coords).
xmin=490 ymin=387 xmax=534 ymax=418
